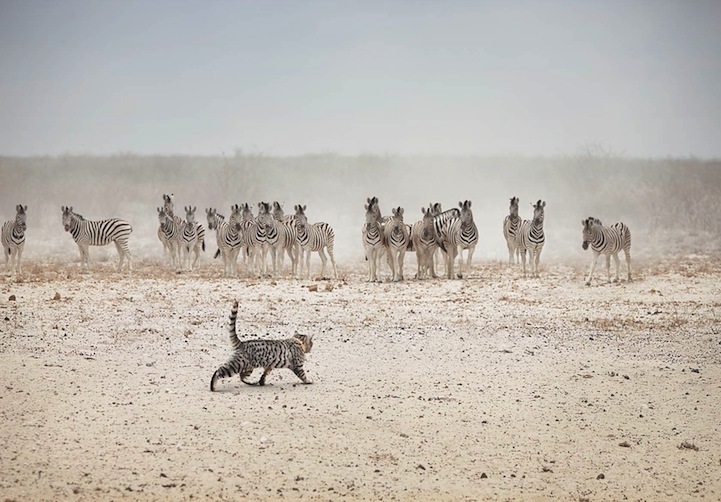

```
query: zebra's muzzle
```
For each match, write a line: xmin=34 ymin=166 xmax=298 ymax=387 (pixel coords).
xmin=582 ymin=241 xmax=589 ymax=250
xmin=64 ymin=224 xmax=71 ymax=231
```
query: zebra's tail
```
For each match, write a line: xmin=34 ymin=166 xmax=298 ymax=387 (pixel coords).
xmin=214 ymin=249 xmax=221 ymax=259
xmin=202 ymin=239 xmax=206 ymax=252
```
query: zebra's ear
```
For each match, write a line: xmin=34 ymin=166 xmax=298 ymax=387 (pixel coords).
xmin=459 ymin=201 xmax=463 ymax=208
xmin=24 ymin=205 xmax=28 ymax=212
xmin=399 ymin=207 xmax=404 ymax=216
xmin=302 ymin=205 xmax=307 ymax=211
xmin=542 ymin=201 xmax=546 ymax=207
xmin=466 ymin=200 xmax=472 ymax=208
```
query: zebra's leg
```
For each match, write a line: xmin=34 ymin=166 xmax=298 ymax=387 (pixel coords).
xmin=292 ymin=365 xmax=312 ymax=384
xmin=193 ymin=243 xmax=201 ymax=269
xmin=114 ymin=241 xmax=126 ymax=272
xmin=507 ymin=240 xmax=515 ymax=266
xmin=3 ymin=247 xmax=9 ymax=274
xmin=519 ymin=248 xmax=527 ymax=278
xmin=317 ymin=248 xmax=328 ymax=279
xmin=624 ymin=248 xmax=632 ymax=282
xmin=612 ymin=252 xmax=621 ymax=283
xmin=605 ymin=254 xmax=613 ymax=283
xmin=467 ymin=244 xmax=476 ymax=275
xmin=585 ymin=252 xmax=600 ymax=286
xmin=78 ymin=244 xmax=89 ymax=271
xmin=455 ymin=245 xmax=464 ymax=279
xmin=398 ymin=248 xmax=405 ymax=281
xmin=304 ymin=247 xmax=312 ymax=279
xmin=388 ymin=249 xmax=397 ymax=281
xmin=16 ymin=244 xmax=24 ymax=274
xmin=533 ymin=247 xmax=542 ymax=278
xmin=328 ymin=245 xmax=338 ymax=280
xmin=415 ymin=248 xmax=423 ymax=279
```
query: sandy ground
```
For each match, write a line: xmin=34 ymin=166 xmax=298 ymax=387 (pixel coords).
xmin=1 ymin=253 xmax=720 ymax=501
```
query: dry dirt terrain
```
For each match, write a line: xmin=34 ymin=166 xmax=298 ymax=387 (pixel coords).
xmin=1 ymin=254 xmax=720 ymax=501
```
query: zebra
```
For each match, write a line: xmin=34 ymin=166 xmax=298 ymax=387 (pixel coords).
xmin=272 ymin=201 xmax=295 ymax=223
xmin=432 ymin=205 xmax=461 ymax=276
xmin=438 ymin=200 xmax=478 ymax=279
xmin=582 ymin=216 xmax=632 ymax=286
xmin=258 ymin=201 xmax=298 ymax=278
xmin=181 ymin=206 xmax=205 ymax=271
xmin=429 ymin=202 xmax=449 ymax=275
xmin=161 ymin=194 xmax=184 ymax=266
xmin=362 ymin=202 xmax=385 ymax=282
xmin=238 ymin=203 xmax=267 ymax=276
xmin=206 ymin=207 xmax=243 ymax=277
xmin=61 ymin=206 xmax=132 ymax=272
xmin=503 ymin=196 xmax=521 ymax=266
xmin=294 ymin=204 xmax=338 ymax=280
xmin=383 ymin=206 xmax=410 ymax=281
xmin=157 ymin=207 xmax=182 ymax=270
xmin=516 ymin=200 xmax=546 ymax=278
xmin=2 ymin=204 xmax=27 ymax=275
xmin=410 ymin=205 xmax=438 ymax=279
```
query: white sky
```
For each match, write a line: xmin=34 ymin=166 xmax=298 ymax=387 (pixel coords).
xmin=1 ymin=0 xmax=720 ymax=157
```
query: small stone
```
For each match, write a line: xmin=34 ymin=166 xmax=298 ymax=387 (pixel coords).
xmin=53 ymin=292 xmax=61 ymax=301
xmin=8 ymin=295 xmax=16 ymax=301
xmin=597 ymin=473 xmax=605 ymax=480
xmin=480 ymin=473 xmax=488 ymax=479
xmin=619 ymin=441 xmax=631 ymax=448
xmin=308 ymin=285 xmax=318 ymax=292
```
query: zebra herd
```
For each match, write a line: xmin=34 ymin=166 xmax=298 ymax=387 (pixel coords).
xmin=362 ymin=197 xmax=479 ymax=281
xmin=2 ymin=198 xmax=632 ymax=285
xmin=197 ymin=197 xmax=337 ymax=280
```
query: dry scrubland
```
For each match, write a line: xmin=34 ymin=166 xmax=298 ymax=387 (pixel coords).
xmin=1 ymin=254 xmax=721 ymax=501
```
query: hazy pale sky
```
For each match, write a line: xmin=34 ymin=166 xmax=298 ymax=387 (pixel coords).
xmin=1 ymin=0 xmax=720 ymax=157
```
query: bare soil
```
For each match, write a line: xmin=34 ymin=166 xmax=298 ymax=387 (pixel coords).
xmin=1 ymin=255 xmax=720 ymax=501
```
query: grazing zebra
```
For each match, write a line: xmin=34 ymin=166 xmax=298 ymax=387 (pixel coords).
xmin=181 ymin=206 xmax=204 ymax=271
xmin=410 ymin=205 xmax=438 ymax=279
xmin=383 ymin=206 xmax=410 ymax=282
xmin=516 ymin=200 xmax=546 ymax=278
xmin=258 ymin=202 xmax=298 ymax=278
xmin=2 ymin=204 xmax=27 ymax=275
xmin=207 ymin=207 xmax=243 ymax=277
xmin=362 ymin=202 xmax=385 ymax=282
xmin=438 ymin=200 xmax=478 ymax=279
xmin=582 ymin=216 xmax=632 ymax=286
xmin=503 ymin=196 xmax=521 ymax=265
xmin=294 ymin=204 xmax=338 ymax=280
xmin=61 ymin=206 xmax=132 ymax=271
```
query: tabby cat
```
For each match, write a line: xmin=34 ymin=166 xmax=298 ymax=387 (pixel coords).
xmin=210 ymin=300 xmax=314 ymax=391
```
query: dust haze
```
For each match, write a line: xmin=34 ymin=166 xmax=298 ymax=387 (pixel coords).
xmin=2 ymin=151 xmax=720 ymax=269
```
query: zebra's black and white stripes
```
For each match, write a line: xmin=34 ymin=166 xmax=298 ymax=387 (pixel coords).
xmin=362 ymin=201 xmax=385 ymax=282
xmin=294 ymin=204 xmax=338 ymax=279
xmin=438 ymin=201 xmax=478 ymax=279
xmin=258 ymin=201 xmax=298 ymax=278
xmin=383 ymin=206 xmax=410 ymax=281
xmin=516 ymin=200 xmax=546 ymax=278
xmin=503 ymin=196 xmax=521 ymax=266
xmin=582 ymin=216 xmax=632 ymax=286
xmin=410 ymin=205 xmax=438 ymax=279
xmin=207 ymin=207 xmax=243 ymax=277
xmin=62 ymin=206 xmax=132 ymax=271
xmin=2 ymin=204 xmax=27 ymax=274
